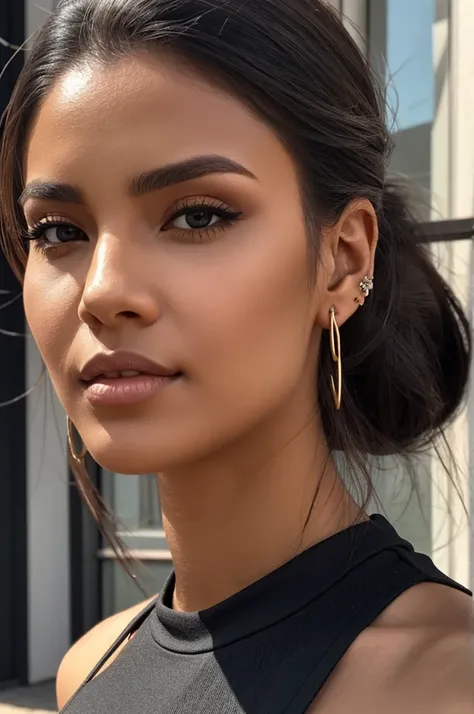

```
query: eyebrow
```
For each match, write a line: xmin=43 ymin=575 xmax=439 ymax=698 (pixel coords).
xmin=19 ymin=155 xmax=257 ymax=207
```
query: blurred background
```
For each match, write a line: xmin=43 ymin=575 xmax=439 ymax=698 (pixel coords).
xmin=0 ymin=0 xmax=473 ymax=695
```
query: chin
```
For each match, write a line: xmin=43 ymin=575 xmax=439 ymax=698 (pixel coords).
xmin=89 ymin=448 xmax=162 ymax=475
xmin=87 ymin=440 xmax=183 ymax=475
xmin=82 ymin=425 xmax=215 ymax=475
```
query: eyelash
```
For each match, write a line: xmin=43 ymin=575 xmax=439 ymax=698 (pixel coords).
xmin=163 ymin=198 xmax=242 ymax=239
xmin=25 ymin=216 xmax=85 ymax=250
xmin=25 ymin=198 xmax=243 ymax=254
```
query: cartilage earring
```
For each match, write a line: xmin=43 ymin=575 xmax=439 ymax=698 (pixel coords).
xmin=359 ymin=275 xmax=374 ymax=297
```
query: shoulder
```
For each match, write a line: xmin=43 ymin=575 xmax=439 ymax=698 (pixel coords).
xmin=311 ymin=582 xmax=473 ymax=713
xmin=56 ymin=597 xmax=155 ymax=711
xmin=367 ymin=582 xmax=474 ymax=712
xmin=394 ymin=623 xmax=474 ymax=712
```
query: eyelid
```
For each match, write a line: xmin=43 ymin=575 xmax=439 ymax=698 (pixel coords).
xmin=27 ymin=214 xmax=72 ymax=229
xmin=164 ymin=195 xmax=235 ymax=214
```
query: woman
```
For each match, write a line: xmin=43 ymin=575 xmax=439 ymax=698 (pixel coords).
xmin=0 ymin=0 xmax=472 ymax=711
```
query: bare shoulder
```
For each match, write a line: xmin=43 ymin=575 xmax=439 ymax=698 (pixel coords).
xmin=405 ymin=624 xmax=474 ymax=713
xmin=56 ymin=597 xmax=155 ymax=711
xmin=311 ymin=583 xmax=474 ymax=713
xmin=392 ymin=583 xmax=473 ymax=712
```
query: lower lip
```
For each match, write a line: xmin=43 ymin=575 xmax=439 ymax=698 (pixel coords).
xmin=82 ymin=374 xmax=180 ymax=406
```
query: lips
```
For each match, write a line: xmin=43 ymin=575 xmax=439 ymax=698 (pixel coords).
xmin=79 ymin=351 xmax=181 ymax=383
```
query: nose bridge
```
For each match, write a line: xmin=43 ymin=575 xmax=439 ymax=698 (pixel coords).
xmin=85 ymin=232 xmax=127 ymax=298
xmin=81 ymin=230 xmax=158 ymax=324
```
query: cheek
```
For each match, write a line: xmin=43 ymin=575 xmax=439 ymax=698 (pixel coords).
xmin=23 ymin=259 xmax=78 ymax=375
xmin=176 ymin=226 xmax=314 ymax=412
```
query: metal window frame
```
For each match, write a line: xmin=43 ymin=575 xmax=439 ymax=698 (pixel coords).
xmin=0 ymin=263 xmax=27 ymax=688
xmin=69 ymin=458 xmax=102 ymax=642
xmin=0 ymin=0 xmax=27 ymax=688
xmin=419 ymin=217 xmax=474 ymax=242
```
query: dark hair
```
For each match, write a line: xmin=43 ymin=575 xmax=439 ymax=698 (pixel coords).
xmin=0 ymin=0 xmax=470 ymax=543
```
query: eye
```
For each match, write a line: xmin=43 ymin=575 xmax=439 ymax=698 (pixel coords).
xmin=170 ymin=208 xmax=226 ymax=231
xmin=25 ymin=218 xmax=87 ymax=248
xmin=162 ymin=200 xmax=242 ymax=240
xmin=41 ymin=224 xmax=84 ymax=244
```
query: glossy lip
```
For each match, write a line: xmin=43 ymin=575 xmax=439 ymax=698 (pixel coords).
xmin=78 ymin=351 xmax=182 ymax=407
xmin=79 ymin=350 xmax=180 ymax=383
xmin=83 ymin=374 xmax=179 ymax=406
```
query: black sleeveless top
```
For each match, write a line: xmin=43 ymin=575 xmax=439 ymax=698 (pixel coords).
xmin=61 ymin=515 xmax=471 ymax=713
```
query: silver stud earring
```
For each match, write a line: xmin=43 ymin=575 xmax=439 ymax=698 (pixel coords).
xmin=359 ymin=275 xmax=374 ymax=297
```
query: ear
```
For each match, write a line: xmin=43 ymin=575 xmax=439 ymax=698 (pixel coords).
xmin=314 ymin=198 xmax=378 ymax=329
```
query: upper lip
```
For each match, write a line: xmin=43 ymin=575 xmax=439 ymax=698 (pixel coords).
xmin=79 ymin=351 xmax=179 ymax=382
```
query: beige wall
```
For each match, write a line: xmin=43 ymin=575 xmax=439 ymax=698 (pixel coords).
xmin=431 ymin=0 xmax=474 ymax=589
xmin=26 ymin=0 xmax=71 ymax=686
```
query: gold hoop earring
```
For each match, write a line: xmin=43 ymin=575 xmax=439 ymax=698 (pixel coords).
xmin=67 ymin=416 xmax=87 ymax=462
xmin=329 ymin=306 xmax=342 ymax=410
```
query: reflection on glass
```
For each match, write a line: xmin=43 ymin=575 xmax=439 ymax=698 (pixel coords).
xmin=370 ymin=0 xmax=450 ymax=219
xmin=140 ymin=474 xmax=162 ymax=529
xmin=101 ymin=471 xmax=162 ymax=532
xmin=386 ymin=0 xmax=435 ymax=132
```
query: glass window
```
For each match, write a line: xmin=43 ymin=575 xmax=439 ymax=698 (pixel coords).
xmin=369 ymin=0 xmax=451 ymax=219
xmin=100 ymin=472 xmax=169 ymax=616
xmin=367 ymin=0 xmax=473 ymax=580
xmin=101 ymin=471 xmax=162 ymax=531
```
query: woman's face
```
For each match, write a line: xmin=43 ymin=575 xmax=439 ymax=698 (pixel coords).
xmin=22 ymin=54 xmax=324 ymax=474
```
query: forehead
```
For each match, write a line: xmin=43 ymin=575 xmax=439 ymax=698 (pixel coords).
xmin=25 ymin=53 xmax=293 ymax=184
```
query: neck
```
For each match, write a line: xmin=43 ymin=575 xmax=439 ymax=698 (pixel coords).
xmin=158 ymin=400 xmax=362 ymax=613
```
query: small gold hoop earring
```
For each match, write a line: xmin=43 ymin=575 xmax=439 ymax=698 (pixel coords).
xmin=329 ymin=306 xmax=342 ymax=410
xmin=67 ymin=416 xmax=87 ymax=462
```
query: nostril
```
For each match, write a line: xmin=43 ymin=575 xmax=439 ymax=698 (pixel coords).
xmin=79 ymin=290 xmax=159 ymax=328
xmin=120 ymin=310 xmax=141 ymax=319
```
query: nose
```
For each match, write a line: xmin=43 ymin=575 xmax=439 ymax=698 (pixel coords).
xmin=78 ymin=233 xmax=160 ymax=329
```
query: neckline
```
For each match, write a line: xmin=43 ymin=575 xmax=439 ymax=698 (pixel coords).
xmin=151 ymin=515 xmax=410 ymax=654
